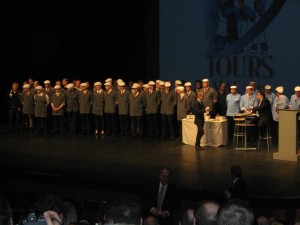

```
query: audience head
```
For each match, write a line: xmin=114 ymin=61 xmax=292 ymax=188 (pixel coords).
xmin=257 ymin=216 xmax=270 ymax=225
xmin=34 ymin=194 xmax=63 ymax=216
xmin=0 ymin=196 xmax=12 ymax=225
xmin=230 ymin=165 xmax=243 ymax=180
xmin=159 ymin=167 xmax=172 ymax=186
xmin=217 ymin=199 xmax=254 ymax=225
xmin=104 ymin=199 xmax=142 ymax=225
xmin=144 ymin=216 xmax=159 ymax=225
xmin=194 ymin=200 xmax=219 ymax=225
xmin=62 ymin=202 xmax=78 ymax=225
xmin=179 ymin=209 xmax=194 ymax=225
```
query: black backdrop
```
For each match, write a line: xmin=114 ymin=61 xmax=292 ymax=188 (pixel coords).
xmin=1 ymin=0 xmax=158 ymax=124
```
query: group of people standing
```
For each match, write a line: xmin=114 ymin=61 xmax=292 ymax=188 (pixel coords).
xmin=8 ymin=77 xmax=300 ymax=149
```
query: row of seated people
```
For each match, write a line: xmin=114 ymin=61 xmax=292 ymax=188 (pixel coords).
xmin=2 ymin=166 xmax=300 ymax=225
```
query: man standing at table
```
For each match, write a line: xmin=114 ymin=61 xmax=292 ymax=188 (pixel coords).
xmin=193 ymin=92 xmax=210 ymax=150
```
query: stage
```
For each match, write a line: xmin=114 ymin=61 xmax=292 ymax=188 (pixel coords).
xmin=1 ymin=129 xmax=300 ymax=201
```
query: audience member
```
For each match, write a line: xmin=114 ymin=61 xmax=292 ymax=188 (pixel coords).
xmin=224 ymin=165 xmax=247 ymax=200
xmin=144 ymin=216 xmax=159 ymax=225
xmin=194 ymin=200 xmax=219 ymax=225
xmin=0 ymin=196 xmax=12 ymax=225
xmin=179 ymin=209 xmax=194 ymax=225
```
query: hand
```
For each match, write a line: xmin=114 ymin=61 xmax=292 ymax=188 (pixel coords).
xmin=205 ymin=107 xmax=210 ymax=111
xmin=159 ymin=211 xmax=170 ymax=218
xmin=43 ymin=211 xmax=62 ymax=225
xmin=150 ymin=207 xmax=159 ymax=216
xmin=223 ymin=190 xmax=231 ymax=199
xmin=249 ymin=106 xmax=253 ymax=110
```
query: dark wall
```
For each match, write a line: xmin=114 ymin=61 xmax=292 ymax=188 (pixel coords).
xmin=1 ymin=0 xmax=159 ymax=124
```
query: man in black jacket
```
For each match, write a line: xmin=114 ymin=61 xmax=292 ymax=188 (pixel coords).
xmin=145 ymin=168 xmax=180 ymax=225
xmin=192 ymin=92 xmax=210 ymax=150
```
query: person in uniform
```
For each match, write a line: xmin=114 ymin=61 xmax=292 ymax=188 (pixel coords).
xmin=65 ymin=83 xmax=79 ymax=134
xmin=160 ymin=82 xmax=176 ymax=139
xmin=226 ymin=86 xmax=241 ymax=140
xmin=174 ymin=80 xmax=182 ymax=90
xmin=289 ymin=86 xmax=300 ymax=110
xmin=43 ymin=80 xmax=54 ymax=133
xmin=272 ymin=86 xmax=289 ymax=140
xmin=8 ymin=82 xmax=22 ymax=132
xmin=20 ymin=84 xmax=35 ymax=132
xmin=155 ymin=80 xmax=161 ymax=91
xmin=34 ymin=86 xmax=49 ymax=134
xmin=51 ymin=85 xmax=66 ymax=134
xmin=143 ymin=83 xmax=149 ymax=93
xmin=117 ymin=81 xmax=130 ymax=137
xmin=264 ymin=85 xmax=276 ymax=105
xmin=184 ymin=82 xmax=197 ymax=114
xmin=104 ymin=81 xmax=118 ymax=135
xmin=79 ymin=83 xmax=93 ymax=134
xmin=176 ymin=86 xmax=188 ymax=140
xmin=92 ymin=82 xmax=105 ymax=135
xmin=145 ymin=81 xmax=161 ymax=138
xmin=192 ymin=92 xmax=210 ymax=150
xmin=200 ymin=79 xmax=218 ymax=117
xmin=240 ymin=86 xmax=258 ymax=113
xmin=129 ymin=83 xmax=146 ymax=138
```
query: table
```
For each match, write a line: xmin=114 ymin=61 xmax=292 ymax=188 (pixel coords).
xmin=182 ymin=118 xmax=228 ymax=146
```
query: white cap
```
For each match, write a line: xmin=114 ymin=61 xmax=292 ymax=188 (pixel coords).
xmin=105 ymin=78 xmax=112 ymax=83
xmin=295 ymin=86 xmax=300 ymax=92
xmin=202 ymin=79 xmax=209 ymax=82
xmin=81 ymin=83 xmax=87 ymax=87
xmin=230 ymin=86 xmax=237 ymax=89
xmin=265 ymin=85 xmax=271 ymax=90
xmin=165 ymin=82 xmax=171 ymax=87
xmin=175 ymin=80 xmax=182 ymax=85
xmin=250 ymin=81 xmax=256 ymax=84
xmin=94 ymin=82 xmax=102 ymax=86
xmin=44 ymin=80 xmax=51 ymax=84
xmin=184 ymin=82 xmax=192 ymax=86
xmin=159 ymin=81 xmax=165 ymax=86
xmin=148 ymin=81 xmax=155 ymax=85
xmin=156 ymin=80 xmax=161 ymax=84
xmin=35 ymin=86 xmax=43 ymax=90
xmin=66 ymin=84 xmax=74 ymax=89
xmin=275 ymin=86 xmax=284 ymax=94
xmin=143 ymin=84 xmax=149 ymax=88
xmin=246 ymin=86 xmax=253 ymax=90
xmin=23 ymin=84 xmax=30 ymax=89
xmin=54 ymin=85 xmax=61 ymax=89
xmin=176 ymin=86 xmax=184 ymax=92
xmin=132 ymin=83 xmax=139 ymax=89
xmin=117 ymin=79 xmax=123 ymax=84
xmin=118 ymin=81 xmax=125 ymax=86
xmin=104 ymin=82 xmax=112 ymax=86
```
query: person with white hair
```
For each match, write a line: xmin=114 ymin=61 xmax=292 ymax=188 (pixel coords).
xmin=79 ymin=83 xmax=93 ymax=134
xmin=65 ymin=83 xmax=79 ymax=134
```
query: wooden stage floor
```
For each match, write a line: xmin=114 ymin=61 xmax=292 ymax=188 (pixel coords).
xmin=1 ymin=129 xmax=300 ymax=200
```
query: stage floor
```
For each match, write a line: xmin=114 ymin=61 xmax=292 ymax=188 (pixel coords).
xmin=1 ymin=129 xmax=300 ymax=199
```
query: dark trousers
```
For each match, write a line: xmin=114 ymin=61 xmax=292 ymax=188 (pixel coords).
xmin=119 ymin=114 xmax=130 ymax=136
xmin=131 ymin=116 xmax=143 ymax=137
xmin=161 ymin=114 xmax=175 ymax=138
xmin=147 ymin=113 xmax=159 ymax=137
xmin=35 ymin=117 xmax=47 ymax=134
xmin=67 ymin=111 xmax=78 ymax=133
xmin=94 ymin=114 xmax=105 ymax=132
xmin=227 ymin=116 xmax=234 ymax=140
xmin=105 ymin=113 xmax=117 ymax=135
xmin=9 ymin=108 xmax=21 ymax=131
xmin=53 ymin=115 xmax=64 ymax=133
xmin=22 ymin=113 xmax=35 ymax=130
xmin=177 ymin=120 xmax=182 ymax=138
xmin=196 ymin=121 xmax=204 ymax=146
xmin=80 ymin=113 xmax=91 ymax=134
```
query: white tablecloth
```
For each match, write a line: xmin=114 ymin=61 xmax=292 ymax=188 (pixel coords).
xmin=182 ymin=118 xmax=228 ymax=146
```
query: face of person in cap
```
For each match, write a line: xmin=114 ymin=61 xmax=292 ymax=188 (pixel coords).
xmin=36 ymin=88 xmax=43 ymax=94
xmin=119 ymin=85 xmax=125 ymax=91
xmin=246 ymin=87 xmax=253 ymax=95
xmin=81 ymin=85 xmax=87 ymax=91
xmin=202 ymin=81 xmax=209 ymax=89
xmin=94 ymin=84 xmax=101 ymax=91
xmin=132 ymin=88 xmax=138 ymax=95
xmin=265 ymin=88 xmax=270 ymax=94
xmin=105 ymin=84 xmax=111 ymax=91
xmin=185 ymin=85 xmax=191 ymax=92
xmin=55 ymin=87 xmax=61 ymax=93
xmin=230 ymin=88 xmax=237 ymax=94
xmin=33 ymin=81 xmax=39 ymax=88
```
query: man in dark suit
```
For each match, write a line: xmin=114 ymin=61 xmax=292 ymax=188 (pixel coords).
xmin=145 ymin=168 xmax=180 ymax=225
xmin=249 ymin=91 xmax=272 ymax=137
xmin=224 ymin=165 xmax=248 ymax=200
xmin=192 ymin=92 xmax=210 ymax=150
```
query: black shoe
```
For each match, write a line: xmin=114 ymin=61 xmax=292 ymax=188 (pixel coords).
xmin=195 ymin=145 xmax=202 ymax=151
xmin=176 ymin=137 xmax=182 ymax=140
